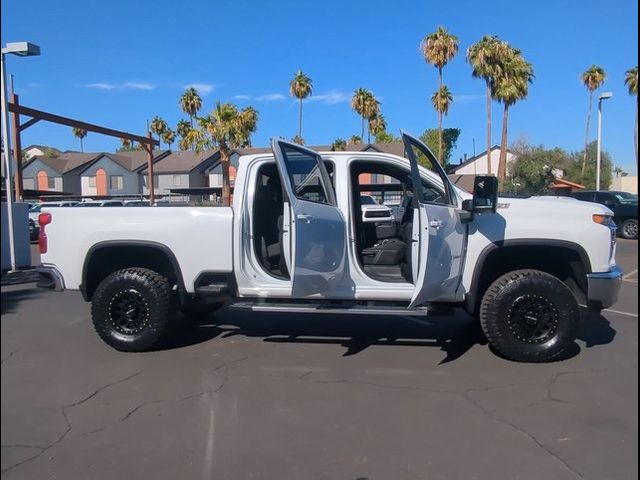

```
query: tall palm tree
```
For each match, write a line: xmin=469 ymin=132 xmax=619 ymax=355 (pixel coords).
xmin=150 ymin=116 xmax=168 ymax=146
xmin=120 ymin=137 xmax=132 ymax=150
xmin=467 ymin=35 xmax=502 ymax=174
xmin=162 ymin=129 xmax=176 ymax=150
xmin=289 ymin=70 xmax=313 ymax=142
xmin=331 ymin=139 xmax=347 ymax=151
xmin=492 ymin=45 xmax=534 ymax=181
xmin=176 ymin=119 xmax=192 ymax=149
xmin=624 ymin=66 xmax=638 ymax=164
xmin=420 ymin=26 xmax=459 ymax=163
xmin=351 ymin=88 xmax=374 ymax=139
xmin=291 ymin=135 xmax=305 ymax=146
xmin=362 ymin=95 xmax=380 ymax=143
xmin=179 ymin=87 xmax=203 ymax=126
xmin=348 ymin=135 xmax=362 ymax=145
xmin=580 ymin=65 xmax=607 ymax=182
xmin=431 ymin=85 xmax=454 ymax=152
xmin=72 ymin=128 xmax=88 ymax=152
xmin=197 ymin=102 xmax=259 ymax=206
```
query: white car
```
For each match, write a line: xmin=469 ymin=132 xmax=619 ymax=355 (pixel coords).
xmin=37 ymin=132 xmax=622 ymax=362
xmin=28 ymin=201 xmax=78 ymax=221
xmin=360 ymin=195 xmax=394 ymax=223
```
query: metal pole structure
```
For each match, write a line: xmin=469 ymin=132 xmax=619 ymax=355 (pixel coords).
xmin=11 ymin=92 xmax=23 ymax=200
xmin=147 ymin=131 xmax=155 ymax=205
xmin=596 ymin=98 xmax=603 ymax=191
xmin=1 ymin=51 xmax=18 ymax=271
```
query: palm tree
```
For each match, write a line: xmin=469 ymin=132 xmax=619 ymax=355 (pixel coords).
xmin=331 ymin=139 xmax=347 ymax=151
xmin=289 ymin=70 xmax=313 ymax=141
xmin=580 ymin=65 xmax=607 ymax=182
xmin=120 ymin=137 xmax=132 ymax=150
xmin=150 ymin=116 xmax=168 ymax=146
xmin=624 ymin=66 xmax=638 ymax=164
xmin=162 ymin=129 xmax=176 ymax=150
xmin=492 ymin=46 xmax=534 ymax=181
xmin=351 ymin=88 xmax=374 ymax=139
xmin=176 ymin=119 xmax=192 ymax=149
xmin=292 ymin=135 xmax=305 ymax=146
xmin=431 ymin=86 xmax=453 ymax=152
xmin=72 ymin=128 xmax=88 ymax=152
xmin=420 ymin=26 xmax=459 ymax=162
xmin=362 ymin=95 xmax=380 ymax=143
xmin=197 ymin=102 xmax=259 ymax=206
xmin=348 ymin=135 xmax=362 ymax=145
xmin=369 ymin=113 xmax=387 ymax=139
xmin=179 ymin=87 xmax=203 ymax=126
xmin=467 ymin=35 xmax=502 ymax=174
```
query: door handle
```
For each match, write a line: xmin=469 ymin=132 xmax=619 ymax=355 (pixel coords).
xmin=297 ymin=214 xmax=313 ymax=223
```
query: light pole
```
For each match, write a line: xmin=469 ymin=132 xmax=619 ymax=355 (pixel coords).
xmin=596 ymin=91 xmax=613 ymax=191
xmin=1 ymin=41 xmax=40 ymax=271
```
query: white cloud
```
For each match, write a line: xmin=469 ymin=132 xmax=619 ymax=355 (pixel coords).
xmin=85 ymin=82 xmax=116 ymax=90
xmin=184 ymin=83 xmax=215 ymax=95
xmin=124 ymin=82 xmax=154 ymax=90
xmin=233 ymin=94 xmax=250 ymax=100
xmin=309 ymin=90 xmax=350 ymax=104
xmin=256 ymin=93 xmax=286 ymax=101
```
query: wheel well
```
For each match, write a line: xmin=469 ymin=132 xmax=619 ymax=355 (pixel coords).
xmin=467 ymin=244 xmax=589 ymax=315
xmin=82 ymin=244 xmax=183 ymax=301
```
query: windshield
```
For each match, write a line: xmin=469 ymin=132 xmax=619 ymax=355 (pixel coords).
xmin=360 ymin=195 xmax=378 ymax=205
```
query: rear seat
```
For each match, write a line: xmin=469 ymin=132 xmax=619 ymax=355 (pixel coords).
xmin=361 ymin=224 xmax=406 ymax=265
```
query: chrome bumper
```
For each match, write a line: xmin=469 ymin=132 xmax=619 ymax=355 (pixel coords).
xmin=586 ymin=266 xmax=623 ymax=309
xmin=36 ymin=266 xmax=65 ymax=292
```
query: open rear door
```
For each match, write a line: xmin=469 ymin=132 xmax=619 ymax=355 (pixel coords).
xmin=270 ymin=139 xmax=346 ymax=297
xmin=401 ymin=132 xmax=466 ymax=307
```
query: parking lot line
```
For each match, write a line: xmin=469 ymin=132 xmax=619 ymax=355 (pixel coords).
xmin=603 ymin=308 xmax=638 ymax=318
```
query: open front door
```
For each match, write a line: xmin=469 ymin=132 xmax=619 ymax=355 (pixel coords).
xmin=401 ymin=132 xmax=467 ymax=307
xmin=271 ymin=139 xmax=346 ymax=298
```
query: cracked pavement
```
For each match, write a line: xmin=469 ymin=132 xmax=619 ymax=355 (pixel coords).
xmin=1 ymin=240 xmax=637 ymax=479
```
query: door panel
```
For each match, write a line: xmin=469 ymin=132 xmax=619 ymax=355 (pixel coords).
xmin=401 ymin=132 xmax=467 ymax=307
xmin=270 ymin=139 xmax=346 ymax=297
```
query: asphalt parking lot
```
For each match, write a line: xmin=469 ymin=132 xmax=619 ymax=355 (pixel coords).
xmin=2 ymin=240 xmax=637 ymax=480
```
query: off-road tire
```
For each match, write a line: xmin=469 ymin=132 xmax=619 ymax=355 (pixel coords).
xmin=91 ymin=268 xmax=173 ymax=352
xmin=479 ymin=269 xmax=579 ymax=362
xmin=620 ymin=219 xmax=638 ymax=240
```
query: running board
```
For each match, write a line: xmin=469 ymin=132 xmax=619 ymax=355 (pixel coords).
xmin=229 ymin=301 xmax=431 ymax=316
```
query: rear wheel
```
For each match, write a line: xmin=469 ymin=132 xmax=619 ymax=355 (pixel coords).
xmin=91 ymin=268 xmax=173 ymax=352
xmin=479 ymin=269 xmax=579 ymax=362
xmin=620 ymin=219 xmax=638 ymax=240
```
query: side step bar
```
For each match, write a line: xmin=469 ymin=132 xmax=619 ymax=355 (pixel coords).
xmin=229 ymin=301 xmax=431 ymax=316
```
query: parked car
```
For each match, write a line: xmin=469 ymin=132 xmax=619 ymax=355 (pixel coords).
xmin=75 ymin=200 xmax=125 ymax=207
xmin=29 ymin=201 xmax=78 ymax=221
xmin=37 ymin=133 xmax=622 ymax=362
xmin=124 ymin=200 xmax=150 ymax=207
xmin=360 ymin=194 xmax=394 ymax=223
xmin=571 ymin=190 xmax=638 ymax=239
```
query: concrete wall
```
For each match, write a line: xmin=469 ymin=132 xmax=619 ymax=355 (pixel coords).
xmin=611 ymin=176 xmax=638 ymax=194
xmin=81 ymin=155 xmax=139 ymax=196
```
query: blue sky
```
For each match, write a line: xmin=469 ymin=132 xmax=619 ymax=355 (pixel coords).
xmin=2 ymin=0 xmax=638 ymax=173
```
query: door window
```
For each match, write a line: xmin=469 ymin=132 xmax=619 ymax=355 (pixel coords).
xmin=404 ymin=142 xmax=454 ymax=206
xmin=279 ymin=143 xmax=335 ymax=205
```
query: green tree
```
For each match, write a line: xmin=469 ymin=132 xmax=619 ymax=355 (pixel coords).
xmin=289 ymin=70 xmax=313 ymax=141
xmin=162 ymin=129 xmax=176 ymax=150
xmin=176 ymin=119 xmax=192 ymax=149
xmin=420 ymin=26 xmax=459 ymax=162
xmin=624 ymin=66 xmax=638 ymax=164
xmin=72 ymin=127 xmax=88 ymax=152
xmin=564 ymin=141 xmax=613 ymax=190
xmin=505 ymin=145 xmax=570 ymax=194
xmin=150 ymin=116 xmax=168 ymax=146
xmin=179 ymin=87 xmax=203 ymax=126
xmin=195 ymin=102 xmax=259 ymax=206
xmin=420 ymin=128 xmax=461 ymax=168
xmin=348 ymin=135 xmax=362 ymax=145
xmin=331 ymin=139 xmax=347 ymax=151
xmin=492 ymin=44 xmax=534 ymax=182
xmin=431 ymin=85 xmax=453 ymax=156
xmin=467 ymin=35 xmax=502 ymax=174
xmin=580 ymin=65 xmax=607 ymax=182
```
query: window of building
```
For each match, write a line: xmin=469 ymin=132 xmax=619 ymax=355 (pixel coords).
xmin=110 ymin=175 xmax=124 ymax=190
xmin=88 ymin=176 xmax=96 ymax=187
xmin=48 ymin=177 xmax=56 ymax=189
xmin=173 ymin=175 xmax=182 ymax=186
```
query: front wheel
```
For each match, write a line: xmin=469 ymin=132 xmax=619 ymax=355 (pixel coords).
xmin=479 ymin=269 xmax=579 ymax=362
xmin=620 ymin=219 xmax=638 ymax=240
xmin=91 ymin=268 xmax=173 ymax=352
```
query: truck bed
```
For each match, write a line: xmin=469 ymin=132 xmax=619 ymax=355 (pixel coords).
xmin=40 ymin=206 xmax=234 ymax=292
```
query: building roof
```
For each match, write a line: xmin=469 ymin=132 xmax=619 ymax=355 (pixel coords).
xmin=77 ymin=150 xmax=170 ymax=174
xmin=446 ymin=145 xmax=513 ymax=173
xmin=143 ymin=149 xmax=220 ymax=173
xmin=25 ymin=152 xmax=102 ymax=174
xmin=552 ymin=177 xmax=585 ymax=189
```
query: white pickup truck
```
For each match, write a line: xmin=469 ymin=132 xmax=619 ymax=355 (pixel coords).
xmin=36 ymin=133 xmax=622 ymax=362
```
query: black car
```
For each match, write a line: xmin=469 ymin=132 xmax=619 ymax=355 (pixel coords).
xmin=28 ymin=218 xmax=39 ymax=242
xmin=571 ymin=190 xmax=638 ymax=239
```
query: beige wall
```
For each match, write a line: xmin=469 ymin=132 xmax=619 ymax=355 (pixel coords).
xmin=610 ymin=176 xmax=638 ymax=194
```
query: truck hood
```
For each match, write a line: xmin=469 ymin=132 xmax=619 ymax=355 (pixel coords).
xmin=498 ymin=195 xmax=612 ymax=216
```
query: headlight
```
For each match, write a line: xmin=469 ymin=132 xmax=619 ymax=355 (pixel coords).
xmin=592 ymin=214 xmax=614 ymax=225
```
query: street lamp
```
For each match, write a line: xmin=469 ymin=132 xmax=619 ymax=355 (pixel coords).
xmin=1 ymin=41 xmax=40 ymax=272
xmin=596 ymin=91 xmax=613 ymax=191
